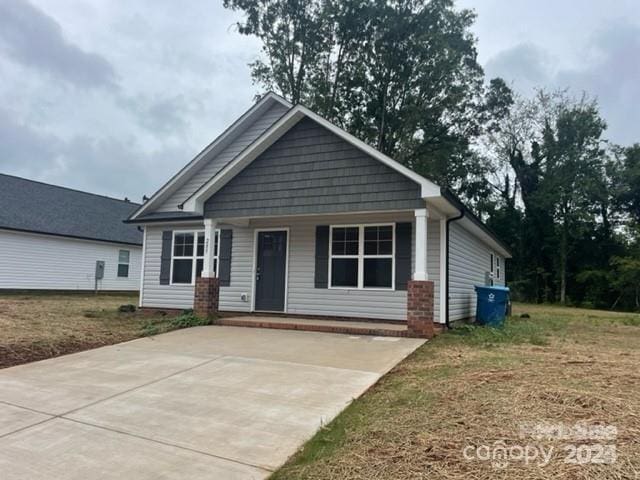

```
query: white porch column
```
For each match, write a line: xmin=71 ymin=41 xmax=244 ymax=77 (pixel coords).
xmin=413 ymin=208 xmax=429 ymax=280
xmin=202 ymin=218 xmax=217 ymax=278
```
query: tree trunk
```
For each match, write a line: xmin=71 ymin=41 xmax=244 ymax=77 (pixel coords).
xmin=559 ymin=217 xmax=568 ymax=305
xmin=610 ymin=293 xmax=622 ymax=311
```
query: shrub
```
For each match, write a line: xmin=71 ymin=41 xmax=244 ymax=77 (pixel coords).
xmin=168 ymin=312 xmax=212 ymax=330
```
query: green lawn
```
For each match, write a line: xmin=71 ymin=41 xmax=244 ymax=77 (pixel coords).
xmin=271 ymin=304 xmax=640 ymax=480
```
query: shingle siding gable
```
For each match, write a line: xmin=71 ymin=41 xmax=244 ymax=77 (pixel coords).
xmin=157 ymin=102 xmax=290 ymax=212
xmin=204 ymin=118 xmax=424 ymax=218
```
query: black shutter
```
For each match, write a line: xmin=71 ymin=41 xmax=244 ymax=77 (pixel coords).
xmin=314 ymin=225 xmax=329 ymax=288
xmin=160 ymin=230 xmax=172 ymax=285
xmin=395 ymin=222 xmax=412 ymax=290
xmin=218 ymin=229 xmax=233 ymax=287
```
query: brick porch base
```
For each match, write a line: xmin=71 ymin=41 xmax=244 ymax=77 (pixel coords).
xmin=194 ymin=277 xmax=219 ymax=318
xmin=407 ymin=280 xmax=435 ymax=338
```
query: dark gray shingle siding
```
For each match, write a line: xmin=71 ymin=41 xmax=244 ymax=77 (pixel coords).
xmin=0 ymin=174 xmax=142 ymax=245
xmin=204 ymin=118 xmax=423 ymax=218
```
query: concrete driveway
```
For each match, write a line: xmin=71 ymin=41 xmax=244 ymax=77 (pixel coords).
xmin=0 ymin=326 xmax=424 ymax=479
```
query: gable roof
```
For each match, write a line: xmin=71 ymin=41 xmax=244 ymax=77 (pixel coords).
xmin=129 ymin=92 xmax=292 ymax=220
xmin=128 ymin=95 xmax=511 ymax=257
xmin=0 ymin=174 xmax=143 ymax=246
xmin=181 ymin=104 xmax=441 ymax=213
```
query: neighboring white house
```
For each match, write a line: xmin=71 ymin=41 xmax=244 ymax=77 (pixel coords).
xmin=126 ymin=93 xmax=510 ymax=329
xmin=0 ymin=174 xmax=142 ymax=291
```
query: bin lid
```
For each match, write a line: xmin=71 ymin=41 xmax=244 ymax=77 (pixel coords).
xmin=474 ymin=285 xmax=510 ymax=292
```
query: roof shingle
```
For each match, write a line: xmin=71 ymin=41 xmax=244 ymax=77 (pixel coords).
xmin=0 ymin=174 xmax=142 ymax=245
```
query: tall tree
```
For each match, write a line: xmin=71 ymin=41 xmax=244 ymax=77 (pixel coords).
xmin=224 ymin=0 xmax=487 ymax=199
xmin=617 ymin=144 xmax=640 ymax=225
xmin=484 ymin=88 xmax=610 ymax=304
xmin=536 ymin=95 xmax=607 ymax=303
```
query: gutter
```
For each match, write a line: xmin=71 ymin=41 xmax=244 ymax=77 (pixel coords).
xmin=445 ymin=209 xmax=465 ymax=329
xmin=439 ymin=188 xmax=512 ymax=257
xmin=123 ymin=215 xmax=204 ymax=224
xmin=0 ymin=226 xmax=142 ymax=247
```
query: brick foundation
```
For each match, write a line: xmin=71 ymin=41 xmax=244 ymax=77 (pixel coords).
xmin=407 ymin=280 xmax=435 ymax=338
xmin=194 ymin=277 xmax=219 ymax=319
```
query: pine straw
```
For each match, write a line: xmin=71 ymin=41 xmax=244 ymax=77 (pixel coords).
xmin=272 ymin=306 xmax=640 ymax=480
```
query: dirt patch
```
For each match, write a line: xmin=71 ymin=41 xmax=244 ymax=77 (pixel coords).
xmin=0 ymin=293 xmax=175 ymax=368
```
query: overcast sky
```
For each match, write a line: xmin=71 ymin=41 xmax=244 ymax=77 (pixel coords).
xmin=1 ymin=0 xmax=638 ymax=200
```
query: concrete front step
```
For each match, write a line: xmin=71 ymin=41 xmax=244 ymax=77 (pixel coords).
xmin=216 ymin=315 xmax=411 ymax=337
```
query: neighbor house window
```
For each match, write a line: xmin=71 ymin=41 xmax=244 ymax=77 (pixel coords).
xmin=496 ymin=255 xmax=501 ymax=280
xmin=489 ymin=253 xmax=495 ymax=286
xmin=118 ymin=250 xmax=130 ymax=278
xmin=330 ymin=224 xmax=394 ymax=289
xmin=171 ymin=230 xmax=219 ymax=285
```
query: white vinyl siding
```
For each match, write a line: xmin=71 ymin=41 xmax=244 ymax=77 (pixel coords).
xmin=448 ymin=222 xmax=505 ymax=321
xmin=157 ymin=103 xmax=289 ymax=212
xmin=0 ymin=229 xmax=141 ymax=291
xmin=139 ymin=213 xmax=451 ymax=322
xmin=140 ymin=225 xmax=199 ymax=309
xmin=252 ymin=213 xmax=413 ymax=320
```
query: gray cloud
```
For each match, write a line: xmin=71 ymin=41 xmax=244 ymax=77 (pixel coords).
xmin=119 ymin=94 xmax=198 ymax=136
xmin=0 ymin=0 xmax=638 ymax=203
xmin=484 ymin=43 xmax=553 ymax=95
xmin=483 ymin=21 xmax=640 ymax=145
xmin=0 ymin=107 xmax=60 ymax=174
xmin=0 ymin=106 xmax=185 ymax=201
xmin=0 ymin=0 xmax=116 ymax=88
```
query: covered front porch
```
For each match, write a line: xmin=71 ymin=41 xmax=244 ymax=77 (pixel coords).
xmin=193 ymin=208 xmax=445 ymax=338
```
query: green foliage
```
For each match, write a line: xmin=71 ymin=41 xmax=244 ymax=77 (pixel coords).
xmin=142 ymin=311 xmax=211 ymax=337
xmin=168 ymin=312 xmax=212 ymax=329
xmin=448 ymin=318 xmax=555 ymax=348
xmin=616 ymin=144 xmax=640 ymax=224
xmin=224 ymin=0 xmax=492 ymax=201
xmin=223 ymin=1 xmax=640 ymax=313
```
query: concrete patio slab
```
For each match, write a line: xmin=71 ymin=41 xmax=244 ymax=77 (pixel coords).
xmin=0 ymin=346 xmax=221 ymax=415
xmin=68 ymin=355 xmax=380 ymax=469
xmin=0 ymin=325 xmax=424 ymax=479
xmin=0 ymin=418 xmax=268 ymax=480
xmin=0 ymin=403 xmax=51 ymax=437
xmin=114 ymin=324 xmax=422 ymax=372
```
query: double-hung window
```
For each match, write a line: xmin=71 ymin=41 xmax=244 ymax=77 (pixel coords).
xmin=117 ymin=250 xmax=130 ymax=278
xmin=330 ymin=224 xmax=394 ymax=289
xmin=489 ymin=253 xmax=501 ymax=285
xmin=490 ymin=253 xmax=495 ymax=286
xmin=171 ymin=230 xmax=219 ymax=285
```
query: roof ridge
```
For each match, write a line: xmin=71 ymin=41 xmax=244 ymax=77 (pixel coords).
xmin=0 ymin=173 xmax=140 ymax=206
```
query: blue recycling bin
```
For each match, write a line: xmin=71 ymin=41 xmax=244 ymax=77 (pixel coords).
xmin=474 ymin=285 xmax=510 ymax=327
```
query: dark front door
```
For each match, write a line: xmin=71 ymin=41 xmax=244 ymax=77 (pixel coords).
xmin=255 ymin=230 xmax=287 ymax=312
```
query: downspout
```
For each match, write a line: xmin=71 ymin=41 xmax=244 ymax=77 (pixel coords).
xmin=445 ymin=209 xmax=464 ymax=329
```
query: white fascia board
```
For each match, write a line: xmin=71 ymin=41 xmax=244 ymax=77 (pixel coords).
xmin=185 ymin=105 xmax=441 ymax=213
xmin=129 ymin=93 xmax=292 ymax=220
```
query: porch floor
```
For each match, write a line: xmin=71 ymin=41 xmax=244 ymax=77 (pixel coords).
xmin=217 ymin=315 xmax=411 ymax=337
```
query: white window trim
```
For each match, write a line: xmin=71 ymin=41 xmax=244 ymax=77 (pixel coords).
xmin=328 ymin=223 xmax=395 ymax=291
xmin=169 ymin=229 xmax=220 ymax=286
xmin=117 ymin=249 xmax=130 ymax=278
xmin=496 ymin=255 xmax=501 ymax=280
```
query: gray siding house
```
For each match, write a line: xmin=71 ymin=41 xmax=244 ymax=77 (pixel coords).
xmin=127 ymin=93 xmax=510 ymax=336
xmin=0 ymin=174 xmax=142 ymax=291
